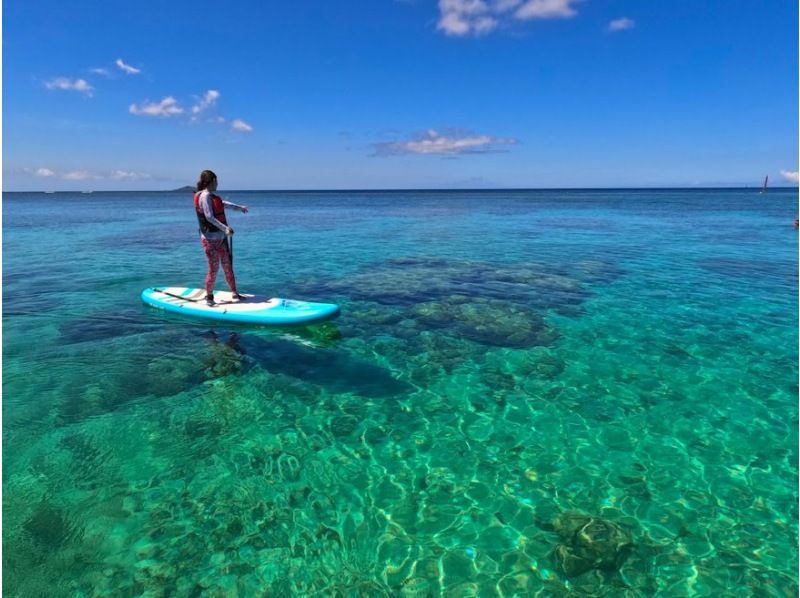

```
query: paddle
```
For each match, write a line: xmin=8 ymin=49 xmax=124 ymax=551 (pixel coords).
xmin=153 ymin=288 xmax=200 ymax=302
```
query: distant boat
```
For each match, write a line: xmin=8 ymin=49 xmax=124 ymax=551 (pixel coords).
xmin=759 ymin=175 xmax=768 ymax=194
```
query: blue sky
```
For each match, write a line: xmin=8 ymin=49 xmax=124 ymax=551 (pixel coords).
xmin=3 ymin=0 xmax=798 ymax=190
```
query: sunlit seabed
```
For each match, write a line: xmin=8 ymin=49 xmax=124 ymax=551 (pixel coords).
xmin=3 ymin=189 xmax=798 ymax=596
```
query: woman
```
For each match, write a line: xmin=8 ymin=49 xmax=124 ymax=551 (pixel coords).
xmin=194 ymin=170 xmax=249 ymax=305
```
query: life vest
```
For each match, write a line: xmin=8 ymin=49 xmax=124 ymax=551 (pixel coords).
xmin=194 ymin=191 xmax=228 ymax=233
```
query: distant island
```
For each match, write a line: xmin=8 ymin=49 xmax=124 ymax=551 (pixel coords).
xmin=171 ymin=185 xmax=195 ymax=192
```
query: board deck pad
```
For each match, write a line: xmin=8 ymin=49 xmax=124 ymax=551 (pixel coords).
xmin=141 ymin=287 xmax=340 ymax=325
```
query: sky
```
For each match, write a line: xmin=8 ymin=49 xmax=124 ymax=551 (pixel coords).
xmin=2 ymin=0 xmax=798 ymax=190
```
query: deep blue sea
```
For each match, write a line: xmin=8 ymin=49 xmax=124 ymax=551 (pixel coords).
xmin=3 ymin=189 xmax=798 ymax=596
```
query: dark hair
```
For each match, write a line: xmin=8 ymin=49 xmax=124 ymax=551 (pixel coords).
xmin=196 ymin=170 xmax=217 ymax=191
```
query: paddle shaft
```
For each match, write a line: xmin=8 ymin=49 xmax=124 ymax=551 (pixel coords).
xmin=153 ymin=288 xmax=200 ymax=302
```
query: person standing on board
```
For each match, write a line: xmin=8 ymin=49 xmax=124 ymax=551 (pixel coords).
xmin=194 ymin=170 xmax=248 ymax=305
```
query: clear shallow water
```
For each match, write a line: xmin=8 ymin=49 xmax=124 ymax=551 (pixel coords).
xmin=3 ymin=189 xmax=797 ymax=596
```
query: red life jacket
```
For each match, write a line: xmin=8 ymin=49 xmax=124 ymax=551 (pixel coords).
xmin=194 ymin=191 xmax=228 ymax=234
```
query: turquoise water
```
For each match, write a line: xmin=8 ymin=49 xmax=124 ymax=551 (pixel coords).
xmin=3 ymin=189 xmax=797 ymax=596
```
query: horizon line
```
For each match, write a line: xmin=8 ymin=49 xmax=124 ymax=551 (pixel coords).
xmin=5 ymin=185 xmax=799 ymax=193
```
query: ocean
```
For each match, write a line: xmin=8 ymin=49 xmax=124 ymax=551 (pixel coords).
xmin=3 ymin=188 xmax=798 ymax=596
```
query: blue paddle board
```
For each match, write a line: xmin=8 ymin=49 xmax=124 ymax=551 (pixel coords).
xmin=141 ymin=287 xmax=340 ymax=325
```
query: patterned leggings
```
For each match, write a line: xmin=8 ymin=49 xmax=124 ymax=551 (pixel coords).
xmin=201 ymin=238 xmax=238 ymax=295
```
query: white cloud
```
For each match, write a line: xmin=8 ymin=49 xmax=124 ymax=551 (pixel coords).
xmin=129 ymin=96 xmax=184 ymax=117
xmin=116 ymin=58 xmax=141 ymax=75
xmin=109 ymin=170 xmax=152 ymax=181
xmin=438 ymin=0 xmax=497 ymax=36
xmin=231 ymin=119 xmax=253 ymax=133
xmin=129 ymin=90 xmax=245 ymax=131
xmin=780 ymin=170 xmax=799 ymax=184
xmin=192 ymin=90 xmax=221 ymax=114
xmin=91 ymin=67 xmax=111 ymax=76
xmin=44 ymin=77 xmax=94 ymax=96
xmin=21 ymin=167 xmax=154 ymax=182
xmin=608 ymin=17 xmax=635 ymax=32
xmin=374 ymin=129 xmax=518 ymax=156
xmin=63 ymin=170 xmax=92 ymax=180
xmin=437 ymin=0 xmax=577 ymax=36
xmin=494 ymin=0 xmax=522 ymax=12
xmin=514 ymin=0 xmax=577 ymax=20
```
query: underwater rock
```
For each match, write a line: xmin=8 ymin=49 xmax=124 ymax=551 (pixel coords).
xmin=146 ymin=355 xmax=207 ymax=395
xmin=58 ymin=310 xmax=153 ymax=345
xmin=531 ymin=354 xmax=567 ymax=379
xmin=4 ymin=282 xmax=68 ymax=316
xmin=411 ymin=298 xmax=558 ymax=348
xmin=289 ymin=255 xmax=596 ymax=312
xmin=440 ymin=548 xmax=476 ymax=586
xmin=398 ymin=576 xmax=434 ymax=597
xmin=330 ymin=415 xmax=360 ymax=438
xmin=363 ymin=425 xmax=390 ymax=446
xmin=338 ymin=396 xmax=370 ymax=420
xmin=23 ymin=503 xmax=80 ymax=549
xmin=571 ymin=260 xmax=624 ymax=284
xmin=184 ymin=418 xmax=223 ymax=440
xmin=699 ymin=257 xmax=791 ymax=280
xmin=199 ymin=331 xmax=247 ymax=378
xmin=55 ymin=345 xmax=209 ymax=425
xmin=552 ymin=512 xmax=633 ymax=577
xmin=285 ymin=255 xmax=626 ymax=352
xmin=389 ymin=494 xmax=420 ymax=532
xmin=348 ymin=303 xmax=407 ymax=327
xmin=399 ymin=332 xmax=486 ymax=387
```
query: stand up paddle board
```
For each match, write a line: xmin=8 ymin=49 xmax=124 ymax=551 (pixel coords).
xmin=141 ymin=287 xmax=340 ymax=325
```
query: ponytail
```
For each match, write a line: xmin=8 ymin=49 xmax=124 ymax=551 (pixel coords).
xmin=196 ymin=170 xmax=217 ymax=192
